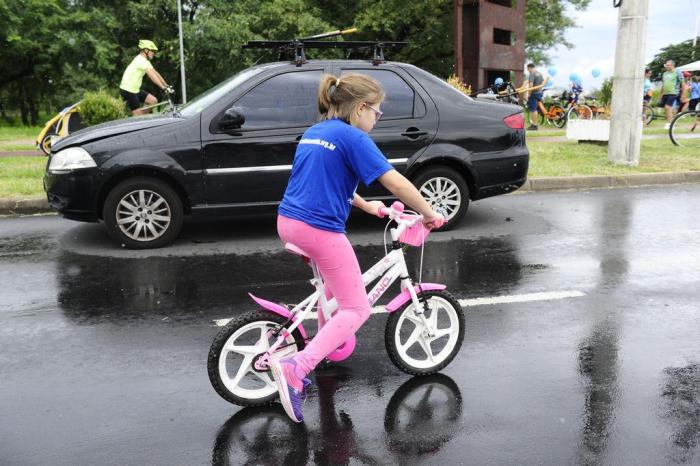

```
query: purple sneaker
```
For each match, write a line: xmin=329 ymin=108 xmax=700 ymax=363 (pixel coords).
xmin=271 ymin=359 xmax=311 ymax=423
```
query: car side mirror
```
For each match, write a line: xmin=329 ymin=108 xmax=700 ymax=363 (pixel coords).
xmin=219 ymin=107 xmax=245 ymax=131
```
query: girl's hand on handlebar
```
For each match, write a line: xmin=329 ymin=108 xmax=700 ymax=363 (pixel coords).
xmin=366 ymin=200 xmax=387 ymax=218
xmin=423 ymin=211 xmax=445 ymax=229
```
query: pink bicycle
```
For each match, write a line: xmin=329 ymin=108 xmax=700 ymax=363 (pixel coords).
xmin=207 ymin=202 xmax=465 ymax=407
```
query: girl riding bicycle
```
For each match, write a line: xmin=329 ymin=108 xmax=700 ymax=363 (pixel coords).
xmin=272 ymin=73 xmax=445 ymax=422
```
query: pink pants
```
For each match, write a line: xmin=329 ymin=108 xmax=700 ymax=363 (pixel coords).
xmin=277 ymin=215 xmax=371 ymax=377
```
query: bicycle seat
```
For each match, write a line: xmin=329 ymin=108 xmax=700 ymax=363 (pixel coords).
xmin=285 ymin=243 xmax=311 ymax=263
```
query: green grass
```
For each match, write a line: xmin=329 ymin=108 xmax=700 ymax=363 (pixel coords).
xmin=0 ymin=157 xmax=46 ymax=198
xmin=528 ymin=139 xmax=700 ymax=177
xmin=0 ymin=126 xmax=42 ymax=151
xmin=0 ymin=126 xmax=43 ymax=141
xmin=1 ymin=138 xmax=699 ymax=199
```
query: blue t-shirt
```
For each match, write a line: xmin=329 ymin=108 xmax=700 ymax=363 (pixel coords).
xmin=691 ymin=82 xmax=700 ymax=100
xmin=279 ymin=118 xmax=393 ymax=232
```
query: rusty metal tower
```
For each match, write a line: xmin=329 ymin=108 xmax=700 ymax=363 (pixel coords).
xmin=454 ymin=0 xmax=527 ymax=91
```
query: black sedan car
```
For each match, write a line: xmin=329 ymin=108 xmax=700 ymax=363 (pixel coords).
xmin=45 ymin=60 xmax=528 ymax=249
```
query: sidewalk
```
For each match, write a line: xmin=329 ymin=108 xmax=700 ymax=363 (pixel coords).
xmin=3 ymin=171 xmax=699 ymax=216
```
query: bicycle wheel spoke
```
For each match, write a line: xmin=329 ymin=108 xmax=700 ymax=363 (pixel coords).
xmin=417 ymin=336 xmax=435 ymax=363
xmin=230 ymin=354 xmax=255 ymax=388
xmin=400 ymin=325 xmax=423 ymax=353
xmin=251 ymin=369 xmax=275 ymax=388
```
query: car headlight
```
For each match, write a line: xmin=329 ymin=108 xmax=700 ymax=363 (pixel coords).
xmin=48 ymin=147 xmax=97 ymax=173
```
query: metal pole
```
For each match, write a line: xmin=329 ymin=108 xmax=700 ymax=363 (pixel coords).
xmin=177 ymin=0 xmax=187 ymax=103
xmin=607 ymin=0 xmax=649 ymax=166
xmin=693 ymin=13 xmax=700 ymax=61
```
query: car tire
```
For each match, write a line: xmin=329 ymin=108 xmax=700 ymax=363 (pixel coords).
xmin=103 ymin=177 xmax=184 ymax=249
xmin=411 ymin=166 xmax=469 ymax=231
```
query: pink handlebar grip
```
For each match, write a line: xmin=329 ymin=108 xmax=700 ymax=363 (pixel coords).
xmin=391 ymin=201 xmax=405 ymax=214
xmin=377 ymin=207 xmax=390 ymax=218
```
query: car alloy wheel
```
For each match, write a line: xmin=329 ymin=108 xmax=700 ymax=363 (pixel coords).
xmin=419 ymin=176 xmax=461 ymax=221
xmin=412 ymin=166 xmax=469 ymax=231
xmin=116 ymin=189 xmax=172 ymax=242
xmin=103 ymin=177 xmax=184 ymax=249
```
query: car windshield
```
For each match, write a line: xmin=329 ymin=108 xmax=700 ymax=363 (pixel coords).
xmin=178 ymin=68 xmax=264 ymax=117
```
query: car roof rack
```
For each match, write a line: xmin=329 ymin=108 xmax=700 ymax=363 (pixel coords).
xmin=242 ymin=38 xmax=408 ymax=67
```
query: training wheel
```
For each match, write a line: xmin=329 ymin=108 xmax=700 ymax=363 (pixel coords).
xmin=325 ymin=335 xmax=356 ymax=362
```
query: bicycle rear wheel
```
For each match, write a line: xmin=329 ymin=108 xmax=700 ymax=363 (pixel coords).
xmin=669 ymin=111 xmax=700 ymax=148
xmin=550 ymin=105 xmax=566 ymax=128
xmin=208 ymin=310 xmax=306 ymax=406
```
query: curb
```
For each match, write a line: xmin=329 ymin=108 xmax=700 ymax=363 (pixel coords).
xmin=1 ymin=171 xmax=699 ymax=216
xmin=518 ymin=171 xmax=700 ymax=192
xmin=0 ymin=197 xmax=51 ymax=216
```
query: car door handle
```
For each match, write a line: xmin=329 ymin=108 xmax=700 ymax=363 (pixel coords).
xmin=401 ymin=128 xmax=428 ymax=139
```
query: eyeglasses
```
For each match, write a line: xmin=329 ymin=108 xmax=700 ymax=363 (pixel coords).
xmin=365 ymin=103 xmax=383 ymax=122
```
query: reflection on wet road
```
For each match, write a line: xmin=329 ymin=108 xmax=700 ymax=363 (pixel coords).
xmin=1 ymin=185 xmax=699 ymax=465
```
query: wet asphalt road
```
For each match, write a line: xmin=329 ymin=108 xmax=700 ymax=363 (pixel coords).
xmin=1 ymin=185 xmax=699 ymax=466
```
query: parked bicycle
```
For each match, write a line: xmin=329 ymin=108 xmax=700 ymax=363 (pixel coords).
xmin=207 ymin=201 xmax=465 ymax=407
xmin=561 ymin=89 xmax=593 ymax=122
xmin=669 ymin=109 xmax=700 ymax=148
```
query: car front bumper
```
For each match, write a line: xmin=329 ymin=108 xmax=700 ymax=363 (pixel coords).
xmin=44 ymin=168 xmax=101 ymax=222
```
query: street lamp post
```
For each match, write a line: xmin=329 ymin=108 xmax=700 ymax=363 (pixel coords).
xmin=177 ymin=0 xmax=187 ymax=103
xmin=694 ymin=13 xmax=700 ymax=60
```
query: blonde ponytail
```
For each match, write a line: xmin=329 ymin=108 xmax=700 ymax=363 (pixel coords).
xmin=317 ymin=73 xmax=384 ymax=125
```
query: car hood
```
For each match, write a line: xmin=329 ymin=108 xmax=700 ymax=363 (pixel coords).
xmin=51 ymin=115 xmax=183 ymax=152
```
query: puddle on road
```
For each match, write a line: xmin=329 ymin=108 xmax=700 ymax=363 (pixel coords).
xmin=55 ymin=237 xmax=548 ymax=324
xmin=662 ymin=362 xmax=700 ymax=462
xmin=0 ymin=234 xmax=54 ymax=261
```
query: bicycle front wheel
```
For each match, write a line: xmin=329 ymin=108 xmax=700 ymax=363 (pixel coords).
xmin=385 ymin=290 xmax=464 ymax=375
xmin=669 ymin=111 xmax=700 ymax=148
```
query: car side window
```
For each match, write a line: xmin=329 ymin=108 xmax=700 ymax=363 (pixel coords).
xmin=234 ymin=70 xmax=323 ymax=130
xmin=342 ymin=69 xmax=416 ymax=119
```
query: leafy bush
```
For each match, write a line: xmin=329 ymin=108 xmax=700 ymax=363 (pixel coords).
xmin=79 ymin=90 xmax=128 ymax=126
xmin=446 ymin=74 xmax=472 ymax=96
xmin=598 ymin=77 xmax=613 ymax=106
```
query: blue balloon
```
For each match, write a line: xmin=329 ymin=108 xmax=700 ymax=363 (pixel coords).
xmin=547 ymin=67 xmax=557 ymax=77
xmin=494 ymin=77 xmax=504 ymax=86
xmin=569 ymin=73 xmax=581 ymax=84
xmin=591 ymin=68 xmax=601 ymax=78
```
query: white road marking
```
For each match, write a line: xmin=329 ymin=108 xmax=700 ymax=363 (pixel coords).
xmin=213 ymin=290 xmax=585 ymax=326
xmin=458 ymin=290 xmax=586 ymax=307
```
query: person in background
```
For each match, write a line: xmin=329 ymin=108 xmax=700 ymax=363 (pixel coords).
xmin=689 ymin=75 xmax=700 ymax=112
xmin=642 ymin=68 xmax=653 ymax=103
xmin=660 ymin=60 xmax=683 ymax=129
xmin=522 ymin=63 xmax=548 ymax=131
xmin=119 ymin=39 xmax=173 ymax=116
xmin=679 ymin=71 xmax=692 ymax=112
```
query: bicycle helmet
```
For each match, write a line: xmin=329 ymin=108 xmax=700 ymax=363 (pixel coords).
xmin=682 ymin=71 xmax=692 ymax=78
xmin=138 ymin=40 xmax=158 ymax=51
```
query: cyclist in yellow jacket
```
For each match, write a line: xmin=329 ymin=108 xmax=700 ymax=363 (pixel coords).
xmin=119 ymin=40 xmax=173 ymax=116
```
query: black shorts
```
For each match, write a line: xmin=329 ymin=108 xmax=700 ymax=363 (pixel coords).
xmin=689 ymin=98 xmax=700 ymax=112
xmin=660 ymin=94 xmax=678 ymax=108
xmin=120 ymin=89 xmax=149 ymax=111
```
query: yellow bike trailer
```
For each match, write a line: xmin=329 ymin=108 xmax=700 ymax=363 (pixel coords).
xmin=36 ymin=102 xmax=83 ymax=155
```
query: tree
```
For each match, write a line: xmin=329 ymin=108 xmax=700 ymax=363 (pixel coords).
xmin=525 ymin=0 xmax=592 ymax=65
xmin=646 ymin=39 xmax=700 ymax=79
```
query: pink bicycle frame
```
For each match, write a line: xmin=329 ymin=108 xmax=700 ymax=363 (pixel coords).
xmin=252 ymin=205 xmax=445 ymax=361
